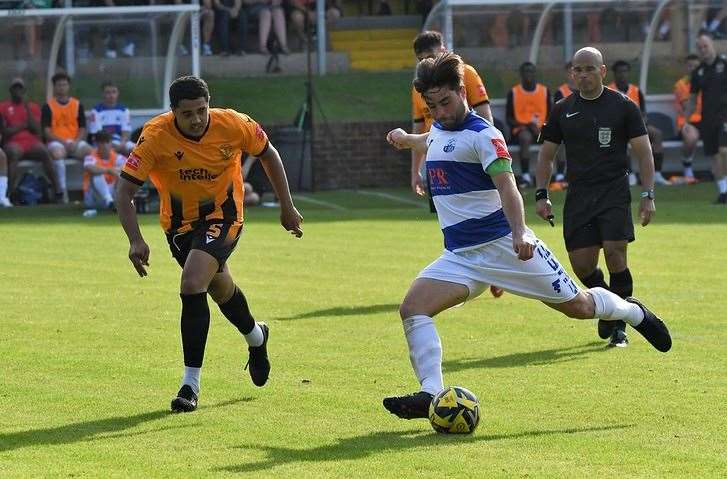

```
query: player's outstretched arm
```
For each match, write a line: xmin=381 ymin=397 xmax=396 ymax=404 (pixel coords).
xmin=629 ymin=134 xmax=656 ymax=226
xmin=492 ymin=171 xmax=533 ymax=261
xmin=115 ymin=177 xmax=150 ymax=277
xmin=410 ymin=122 xmax=427 ymax=196
xmin=259 ymin=143 xmax=303 ymax=238
xmin=386 ymin=128 xmax=429 ymax=153
xmin=534 ymin=140 xmax=559 ymax=223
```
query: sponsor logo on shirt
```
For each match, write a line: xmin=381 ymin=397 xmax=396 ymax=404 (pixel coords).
xmin=255 ymin=124 xmax=265 ymax=142
xmin=178 ymin=168 xmax=219 ymax=181
xmin=126 ymin=152 xmax=141 ymax=170
xmin=443 ymin=139 xmax=456 ymax=153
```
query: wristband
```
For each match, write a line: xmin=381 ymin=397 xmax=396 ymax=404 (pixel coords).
xmin=535 ymin=188 xmax=549 ymax=202
xmin=640 ymin=189 xmax=655 ymax=200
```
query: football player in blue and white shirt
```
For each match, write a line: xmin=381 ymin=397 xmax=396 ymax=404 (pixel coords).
xmin=89 ymin=82 xmax=135 ymax=155
xmin=382 ymin=52 xmax=672 ymax=420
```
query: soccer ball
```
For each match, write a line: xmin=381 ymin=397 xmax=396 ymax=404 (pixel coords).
xmin=428 ymin=386 xmax=480 ymax=434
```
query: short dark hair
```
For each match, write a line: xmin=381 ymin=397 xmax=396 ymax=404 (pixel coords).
xmin=101 ymin=81 xmax=117 ymax=90
xmin=519 ymin=62 xmax=536 ymax=74
xmin=685 ymin=53 xmax=700 ymax=62
xmin=169 ymin=76 xmax=210 ymax=109
xmin=413 ymin=31 xmax=443 ymax=55
xmin=611 ymin=60 xmax=630 ymax=72
xmin=52 ymin=72 xmax=71 ymax=85
xmin=95 ymin=130 xmax=112 ymax=143
xmin=413 ymin=52 xmax=463 ymax=95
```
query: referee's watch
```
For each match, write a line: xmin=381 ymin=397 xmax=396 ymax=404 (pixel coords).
xmin=640 ymin=189 xmax=655 ymax=200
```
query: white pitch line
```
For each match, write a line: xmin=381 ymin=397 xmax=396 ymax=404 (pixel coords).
xmin=293 ymin=194 xmax=348 ymax=211
xmin=356 ymin=190 xmax=428 ymax=208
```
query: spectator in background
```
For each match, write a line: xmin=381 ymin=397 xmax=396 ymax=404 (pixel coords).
xmin=102 ymin=0 xmax=144 ymax=58
xmin=13 ymin=0 xmax=54 ymax=59
xmin=0 ymin=122 xmax=10 ymax=207
xmin=175 ymin=0 xmax=214 ymax=56
xmin=213 ymin=0 xmax=247 ymax=56
xmin=0 ymin=77 xmax=61 ymax=203
xmin=608 ymin=60 xmax=668 ymax=186
xmin=673 ymin=54 xmax=702 ymax=182
xmin=245 ymin=0 xmax=290 ymax=54
xmin=506 ymin=61 xmax=551 ymax=187
xmin=289 ymin=0 xmax=341 ymax=52
xmin=42 ymin=72 xmax=93 ymax=203
xmin=89 ymin=81 xmax=135 ymax=155
xmin=687 ymin=32 xmax=727 ymax=204
xmin=83 ymin=130 xmax=125 ymax=211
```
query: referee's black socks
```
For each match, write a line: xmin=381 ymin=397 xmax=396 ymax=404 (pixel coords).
xmin=581 ymin=267 xmax=609 ymax=290
xmin=180 ymin=292 xmax=211 ymax=368
xmin=609 ymin=268 xmax=633 ymax=299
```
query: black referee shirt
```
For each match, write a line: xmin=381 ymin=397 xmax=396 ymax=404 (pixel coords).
xmin=690 ymin=54 xmax=727 ymax=120
xmin=540 ymin=87 xmax=647 ymax=186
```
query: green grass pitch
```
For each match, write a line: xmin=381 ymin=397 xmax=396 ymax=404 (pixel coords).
xmin=1 ymin=184 xmax=725 ymax=478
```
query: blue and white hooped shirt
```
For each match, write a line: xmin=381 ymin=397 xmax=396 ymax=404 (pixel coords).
xmin=426 ymin=111 xmax=512 ymax=252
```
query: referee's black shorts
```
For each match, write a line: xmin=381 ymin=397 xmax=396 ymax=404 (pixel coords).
xmin=700 ymin=114 xmax=727 ymax=157
xmin=563 ymin=175 xmax=634 ymax=252
xmin=166 ymin=220 xmax=243 ymax=272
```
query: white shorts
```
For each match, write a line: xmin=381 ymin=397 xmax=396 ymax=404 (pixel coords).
xmin=48 ymin=140 xmax=90 ymax=159
xmin=417 ymin=231 xmax=580 ymax=304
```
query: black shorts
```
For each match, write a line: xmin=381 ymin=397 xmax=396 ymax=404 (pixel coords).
xmin=700 ymin=115 xmax=727 ymax=156
xmin=166 ymin=220 xmax=242 ymax=272
xmin=563 ymin=176 xmax=634 ymax=251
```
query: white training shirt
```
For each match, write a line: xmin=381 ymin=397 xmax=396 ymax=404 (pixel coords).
xmin=426 ymin=111 xmax=512 ymax=252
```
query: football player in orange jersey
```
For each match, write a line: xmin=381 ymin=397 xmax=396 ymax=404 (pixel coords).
xmin=115 ymin=76 xmax=303 ymax=412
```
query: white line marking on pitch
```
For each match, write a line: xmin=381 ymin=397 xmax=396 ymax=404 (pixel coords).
xmin=355 ymin=190 xmax=428 ymax=208
xmin=293 ymin=194 xmax=348 ymax=211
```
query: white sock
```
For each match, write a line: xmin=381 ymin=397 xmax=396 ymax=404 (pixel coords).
xmin=589 ymin=287 xmax=643 ymax=327
xmin=182 ymin=366 xmax=201 ymax=395
xmin=53 ymin=159 xmax=67 ymax=191
xmin=718 ymin=178 xmax=727 ymax=194
xmin=244 ymin=323 xmax=264 ymax=347
xmin=91 ymin=174 xmax=113 ymax=204
xmin=0 ymin=176 xmax=7 ymax=199
xmin=403 ymin=315 xmax=444 ymax=395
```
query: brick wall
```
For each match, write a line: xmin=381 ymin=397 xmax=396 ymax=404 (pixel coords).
xmin=267 ymin=120 xmax=411 ymax=191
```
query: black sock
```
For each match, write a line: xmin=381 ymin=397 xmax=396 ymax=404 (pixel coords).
xmin=218 ymin=286 xmax=255 ymax=335
xmin=180 ymin=292 xmax=210 ymax=368
xmin=654 ymin=153 xmax=664 ymax=172
xmin=521 ymin=157 xmax=530 ymax=174
xmin=609 ymin=268 xmax=633 ymax=299
xmin=580 ymin=267 xmax=609 ymax=290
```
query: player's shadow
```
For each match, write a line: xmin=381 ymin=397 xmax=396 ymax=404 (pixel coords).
xmin=0 ymin=397 xmax=251 ymax=453
xmin=443 ymin=341 xmax=606 ymax=372
xmin=218 ymin=424 xmax=633 ymax=473
xmin=276 ymin=303 xmax=399 ymax=320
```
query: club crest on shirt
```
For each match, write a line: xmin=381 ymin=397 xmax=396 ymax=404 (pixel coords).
xmin=219 ymin=144 xmax=234 ymax=161
xmin=443 ymin=138 xmax=456 ymax=153
xmin=598 ymin=127 xmax=612 ymax=147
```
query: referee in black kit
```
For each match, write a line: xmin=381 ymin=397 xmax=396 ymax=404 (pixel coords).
xmin=687 ymin=31 xmax=727 ymax=204
xmin=534 ymin=47 xmax=656 ymax=348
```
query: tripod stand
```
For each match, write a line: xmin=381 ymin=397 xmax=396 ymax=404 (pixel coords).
xmin=296 ymin=10 xmax=337 ymax=192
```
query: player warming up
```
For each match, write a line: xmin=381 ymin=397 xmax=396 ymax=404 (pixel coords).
xmin=116 ymin=76 xmax=303 ymax=412
xmin=382 ymin=53 xmax=671 ymax=420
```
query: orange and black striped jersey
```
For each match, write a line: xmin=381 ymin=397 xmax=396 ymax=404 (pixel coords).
xmin=412 ymin=63 xmax=489 ymax=132
xmin=120 ymin=108 xmax=268 ymax=234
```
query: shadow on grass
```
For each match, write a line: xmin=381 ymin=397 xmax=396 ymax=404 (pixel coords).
xmin=0 ymin=397 xmax=251 ymax=452
xmin=218 ymin=424 xmax=633 ymax=473
xmin=276 ymin=303 xmax=399 ymax=320
xmin=443 ymin=341 xmax=606 ymax=372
